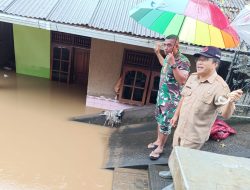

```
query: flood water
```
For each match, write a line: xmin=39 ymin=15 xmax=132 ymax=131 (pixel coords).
xmin=0 ymin=70 xmax=113 ymax=190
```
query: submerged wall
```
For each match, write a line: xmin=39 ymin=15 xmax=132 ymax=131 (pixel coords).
xmin=13 ymin=24 xmax=50 ymax=78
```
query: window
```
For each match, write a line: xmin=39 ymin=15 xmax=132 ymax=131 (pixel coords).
xmin=51 ymin=32 xmax=91 ymax=48
xmin=119 ymin=66 xmax=150 ymax=106
xmin=51 ymin=45 xmax=72 ymax=83
xmin=119 ymin=49 xmax=161 ymax=105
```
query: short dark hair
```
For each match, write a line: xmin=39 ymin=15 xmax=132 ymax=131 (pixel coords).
xmin=165 ymin=35 xmax=179 ymax=42
xmin=212 ymin=58 xmax=220 ymax=64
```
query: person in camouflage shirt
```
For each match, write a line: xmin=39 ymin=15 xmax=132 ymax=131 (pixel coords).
xmin=148 ymin=35 xmax=191 ymax=160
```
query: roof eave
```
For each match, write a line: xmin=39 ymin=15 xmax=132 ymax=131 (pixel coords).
xmin=0 ymin=13 xmax=241 ymax=62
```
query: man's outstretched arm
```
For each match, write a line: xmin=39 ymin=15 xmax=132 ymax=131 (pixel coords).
xmin=220 ymin=89 xmax=243 ymax=119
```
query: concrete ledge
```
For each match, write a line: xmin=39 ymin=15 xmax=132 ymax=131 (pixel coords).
xmin=169 ymin=147 xmax=250 ymax=190
xmin=72 ymin=104 xmax=155 ymax=126
xmin=86 ymin=95 xmax=136 ymax=110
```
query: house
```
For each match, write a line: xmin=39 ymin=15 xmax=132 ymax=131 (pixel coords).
xmin=0 ymin=0 xmax=249 ymax=111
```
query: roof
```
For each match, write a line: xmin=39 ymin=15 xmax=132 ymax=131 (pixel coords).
xmin=210 ymin=0 xmax=247 ymax=21
xmin=0 ymin=0 xmax=248 ymax=48
xmin=88 ymin=0 xmax=162 ymax=38
xmin=48 ymin=0 xmax=100 ymax=25
xmin=1 ymin=0 xmax=247 ymax=37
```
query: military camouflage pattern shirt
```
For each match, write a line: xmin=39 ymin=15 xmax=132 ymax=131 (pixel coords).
xmin=155 ymin=51 xmax=190 ymax=134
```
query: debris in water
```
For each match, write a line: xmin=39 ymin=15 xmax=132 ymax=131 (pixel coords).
xmin=220 ymin=143 xmax=226 ymax=148
xmin=3 ymin=66 xmax=12 ymax=71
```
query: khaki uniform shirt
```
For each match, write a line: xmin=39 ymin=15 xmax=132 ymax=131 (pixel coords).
xmin=175 ymin=72 xmax=233 ymax=143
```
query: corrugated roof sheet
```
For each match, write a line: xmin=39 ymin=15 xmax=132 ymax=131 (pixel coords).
xmin=210 ymin=0 xmax=247 ymax=21
xmin=0 ymin=0 xmax=248 ymax=40
xmin=4 ymin=0 xmax=59 ymax=19
xmin=89 ymin=0 xmax=163 ymax=38
xmin=210 ymin=0 xmax=246 ymax=9
xmin=48 ymin=0 xmax=100 ymax=25
xmin=0 ymin=0 xmax=14 ymax=11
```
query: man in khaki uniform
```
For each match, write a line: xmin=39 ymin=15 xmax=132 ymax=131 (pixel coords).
xmin=160 ymin=46 xmax=243 ymax=190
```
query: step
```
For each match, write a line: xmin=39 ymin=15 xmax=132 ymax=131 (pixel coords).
xmin=169 ymin=146 xmax=250 ymax=190
xmin=112 ymin=167 xmax=149 ymax=190
xmin=148 ymin=165 xmax=173 ymax=190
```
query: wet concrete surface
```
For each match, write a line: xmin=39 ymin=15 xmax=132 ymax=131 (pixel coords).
xmin=103 ymin=120 xmax=250 ymax=169
xmin=202 ymin=122 xmax=250 ymax=158
xmin=98 ymin=105 xmax=250 ymax=168
xmin=112 ymin=168 xmax=149 ymax=190
xmin=103 ymin=122 xmax=170 ymax=168
xmin=72 ymin=105 xmax=155 ymax=127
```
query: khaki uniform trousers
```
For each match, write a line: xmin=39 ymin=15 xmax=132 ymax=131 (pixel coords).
xmin=168 ymin=133 xmax=204 ymax=177
xmin=172 ymin=132 xmax=204 ymax=149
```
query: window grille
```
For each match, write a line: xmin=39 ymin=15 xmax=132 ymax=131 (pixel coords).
xmin=51 ymin=31 xmax=91 ymax=48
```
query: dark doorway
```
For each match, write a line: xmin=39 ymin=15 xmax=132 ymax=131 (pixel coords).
xmin=0 ymin=22 xmax=16 ymax=70
xmin=73 ymin=48 xmax=90 ymax=88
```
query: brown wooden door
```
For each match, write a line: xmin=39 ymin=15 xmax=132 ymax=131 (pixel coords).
xmin=74 ymin=48 xmax=90 ymax=87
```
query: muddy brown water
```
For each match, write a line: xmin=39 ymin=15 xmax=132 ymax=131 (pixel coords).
xmin=0 ymin=70 xmax=113 ymax=190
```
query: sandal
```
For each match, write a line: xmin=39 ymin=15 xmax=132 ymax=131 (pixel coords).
xmin=149 ymin=150 xmax=162 ymax=160
xmin=147 ymin=143 xmax=158 ymax=149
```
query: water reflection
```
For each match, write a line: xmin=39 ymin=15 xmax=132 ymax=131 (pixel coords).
xmin=0 ymin=70 xmax=113 ymax=190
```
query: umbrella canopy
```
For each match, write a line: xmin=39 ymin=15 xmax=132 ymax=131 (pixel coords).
xmin=231 ymin=4 xmax=250 ymax=46
xmin=129 ymin=0 xmax=239 ymax=48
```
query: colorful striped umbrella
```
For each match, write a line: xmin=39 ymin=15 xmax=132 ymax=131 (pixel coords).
xmin=129 ymin=0 xmax=239 ymax=48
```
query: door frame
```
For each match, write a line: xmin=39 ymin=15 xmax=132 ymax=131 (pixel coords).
xmin=146 ymin=71 xmax=160 ymax=104
xmin=50 ymin=43 xmax=73 ymax=83
xmin=119 ymin=66 xmax=150 ymax=106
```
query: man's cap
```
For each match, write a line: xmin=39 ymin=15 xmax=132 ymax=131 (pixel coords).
xmin=194 ymin=46 xmax=221 ymax=60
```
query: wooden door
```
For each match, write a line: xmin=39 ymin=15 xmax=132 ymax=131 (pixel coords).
xmin=74 ymin=48 xmax=90 ymax=87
